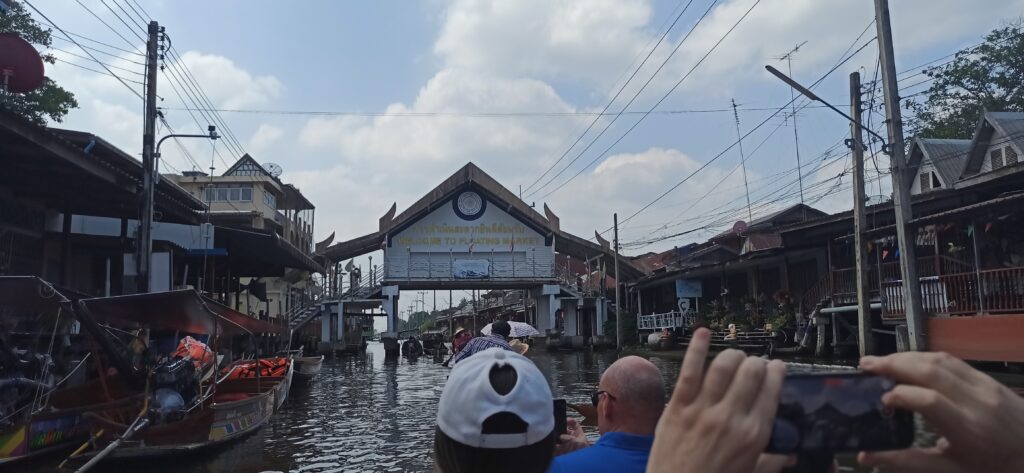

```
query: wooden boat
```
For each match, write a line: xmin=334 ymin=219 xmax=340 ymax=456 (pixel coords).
xmin=71 ymin=357 xmax=293 ymax=460
xmin=293 ymin=355 xmax=324 ymax=381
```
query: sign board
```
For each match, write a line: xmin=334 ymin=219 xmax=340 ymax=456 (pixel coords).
xmin=453 ymin=259 xmax=489 ymax=279
xmin=390 ymin=190 xmax=547 ymax=253
xmin=675 ymin=279 xmax=702 ymax=298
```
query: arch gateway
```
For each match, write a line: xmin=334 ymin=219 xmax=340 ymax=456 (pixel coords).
xmin=302 ymin=162 xmax=644 ymax=355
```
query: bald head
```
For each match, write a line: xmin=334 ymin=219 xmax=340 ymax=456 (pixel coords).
xmin=597 ymin=356 xmax=665 ymax=435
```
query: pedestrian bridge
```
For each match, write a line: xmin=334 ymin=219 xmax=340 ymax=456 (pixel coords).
xmin=294 ymin=162 xmax=645 ymax=354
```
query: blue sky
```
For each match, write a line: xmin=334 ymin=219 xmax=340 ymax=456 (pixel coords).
xmin=28 ymin=0 xmax=1024 ymax=316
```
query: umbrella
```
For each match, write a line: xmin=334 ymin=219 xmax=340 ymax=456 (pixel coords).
xmin=481 ymin=321 xmax=540 ymax=338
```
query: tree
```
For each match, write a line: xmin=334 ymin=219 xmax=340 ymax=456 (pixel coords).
xmin=908 ymin=21 xmax=1024 ymax=139
xmin=0 ymin=1 xmax=78 ymax=124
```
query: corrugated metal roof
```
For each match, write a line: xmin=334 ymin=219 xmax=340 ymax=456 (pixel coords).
xmin=918 ymin=138 xmax=970 ymax=186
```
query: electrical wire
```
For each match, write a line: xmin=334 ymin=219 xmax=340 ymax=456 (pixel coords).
xmin=536 ymin=0 xmax=764 ymax=200
xmin=521 ymin=0 xmax=698 ymax=196
xmin=22 ymin=0 xmax=144 ymax=101
xmin=526 ymin=0 xmax=725 ymax=199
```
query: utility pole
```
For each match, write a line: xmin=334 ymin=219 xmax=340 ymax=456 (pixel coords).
xmin=613 ymin=213 xmax=622 ymax=349
xmin=731 ymin=99 xmax=753 ymax=222
xmin=875 ymin=0 xmax=926 ymax=351
xmin=136 ymin=21 xmax=160 ymax=293
xmin=850 ymin=71 xmax=874 ymax=357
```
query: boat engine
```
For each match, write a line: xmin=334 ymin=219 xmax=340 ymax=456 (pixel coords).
xmin=149 ymin=357 xmax=198 ymax=424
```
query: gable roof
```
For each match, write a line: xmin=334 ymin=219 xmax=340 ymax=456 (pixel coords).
xmin=223 ymin=153 xmax=274 ymax=179
xmin=907 ymin=137 xmax=970 ymax=187
xmin=322 ymin=162 xmax=646 ymax=279
xmin=962 ymin=111 xmax=1024 ymax=178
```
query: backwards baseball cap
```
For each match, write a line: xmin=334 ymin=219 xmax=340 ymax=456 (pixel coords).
xmin=437 ymin=347 xmax=554 ymax=449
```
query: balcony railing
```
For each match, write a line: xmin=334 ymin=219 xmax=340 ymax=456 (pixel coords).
xmin=882 ymin=266 xmax=1024 ymax=321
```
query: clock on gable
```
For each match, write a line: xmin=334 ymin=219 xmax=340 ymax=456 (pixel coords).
xmin=453 ymin=190 xmax=486 ymax=221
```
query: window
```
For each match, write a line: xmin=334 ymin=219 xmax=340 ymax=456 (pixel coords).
xmin=263 ymin=192 xmax=277 ymax=209
xmin=920 ymin=172 xmax=931 ymax=192
xmin=991 ymin=148 xmax=1004 ymax=170
xmin=203 ymin=185 xmax=254 ymax=203
xmin=1006 ymin=146 xmax=1019 ymax=166
xmin=931 ymin=172 xmax=942 ymax=189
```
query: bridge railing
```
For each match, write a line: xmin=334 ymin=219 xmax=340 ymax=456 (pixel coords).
xmin=637 ymin=310 xmax=695 ymax=330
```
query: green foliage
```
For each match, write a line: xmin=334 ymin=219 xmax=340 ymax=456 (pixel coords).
xmin=908 ymin=21 xmax=1024 ymax=138
xmin=0 ymin=1 xmax=78 ymax=124
xmin=603 ymin=309 xmax=638 ymax=346
xmin=397 ymin=310 xmax=435 ymax=333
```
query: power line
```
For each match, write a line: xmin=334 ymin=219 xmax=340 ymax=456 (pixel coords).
xmin=50 ymin=35 xmax=147 ymax=64
xmin=35 ymin=22 xmax=145 ymax=56
xmin=22 ymin=0 xmax=144 ymax=101
xmin=99 ymin=0 xmax=146 ymax=43
xmin=72 ymin=0 xmax=139 ymax=50
xmin=539 ymin=0 xmax=764 ymax=201
xmin=604 ymin=35 xmax=877 ymax=235
xmin=49 ymin=46 xmax=144 ymax=76
xmin=158 ymin=104 xmax=846 ymax=117
xmin=521 ymin=0 xmax=698 ymax=196
xmin=51 ymin=57 xmax=145 ymax=85
xmin=165 ymin=46 xmax=249 ymax=157
xmin=526 ymin=0 xmax=724 ymax=199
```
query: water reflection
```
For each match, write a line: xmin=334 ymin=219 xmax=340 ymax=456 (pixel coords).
xmin=24 ymin=343 xmax=873 ymax=473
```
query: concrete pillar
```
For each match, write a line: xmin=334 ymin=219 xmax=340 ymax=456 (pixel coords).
xmin=321 ymin=306 xmax=332 ymax=343
xmin=564 ymin=301 xmax=578 ymax=336
xmin=595 ymin=298 xmax=606 ymax=336
xmin=336 ymin=301 xmax=345 ymax=347
xmin=382 ymin=285 xmax=400 ymax=355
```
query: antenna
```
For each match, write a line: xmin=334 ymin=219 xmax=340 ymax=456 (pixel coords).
xmin=263 ymin=162 xmax=283 ymax=178
xmin=776 ymin=41 xmax=808 ymax=212
xmin=732 ymin=99 xmax=753 ymax=222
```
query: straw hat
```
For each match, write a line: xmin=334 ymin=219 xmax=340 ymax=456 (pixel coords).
xmin=509 ymin=339 xmax=530 ymax=355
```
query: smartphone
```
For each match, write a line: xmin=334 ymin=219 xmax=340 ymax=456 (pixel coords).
xmin=765 ymin=372 xmax=914 ymax=454
xmin=553 ymin=399 xmax=567 ymax=435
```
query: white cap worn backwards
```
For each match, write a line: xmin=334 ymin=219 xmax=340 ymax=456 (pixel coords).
xmin=437 ymin=347 xmax=554 ymax=449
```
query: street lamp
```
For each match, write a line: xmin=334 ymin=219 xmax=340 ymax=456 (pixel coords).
xmin=155 ymin=124 xmax=219 ymax=178
xmin=764 ymin=65 xmax=891 ymax=154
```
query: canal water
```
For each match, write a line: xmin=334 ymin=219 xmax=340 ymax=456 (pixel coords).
xmin=41 ymin=343 xmax=880 ymax=473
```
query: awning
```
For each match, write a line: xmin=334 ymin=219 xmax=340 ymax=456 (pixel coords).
xmin=202 ymin=296 xmax=284 ymax=335
xmin=78 ymin=289 xmax=249 ymax=335
xmin=214 ymin=226 xmax=325 ymax=275
xmin=0 ymin=276 xmax=70 ymax=315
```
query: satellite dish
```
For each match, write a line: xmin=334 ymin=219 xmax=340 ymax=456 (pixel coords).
xmin=0 ymin=33 xmax=45 ymax=93
xmin=263 ymin=162 xmax=283 ymax=177
xmin=732 ymin=220 xmax=748 ymax=235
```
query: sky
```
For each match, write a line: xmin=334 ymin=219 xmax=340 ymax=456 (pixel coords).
xmin=23 ymin=0 xmax=1024 ymax=317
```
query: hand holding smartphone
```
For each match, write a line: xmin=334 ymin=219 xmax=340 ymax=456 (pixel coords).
xmin=766 ymin=372 xmax=914 ymax=454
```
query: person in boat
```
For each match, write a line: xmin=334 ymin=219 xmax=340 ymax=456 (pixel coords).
xmin=434 ymin=347 xmax=556 ymax=473
xmin=548 ymin=356 xmax=664 ymax=473
xmin=402 ymin=336 xmax=424 ymax=357
xmin=450 ymin=321 xmax=515 ymax=365
xmin=452 ymin=327 xmax=472 ymax=355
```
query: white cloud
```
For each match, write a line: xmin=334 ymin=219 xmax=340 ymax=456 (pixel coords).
xmin=435 ymin=0 xmax=652 ymax=86
xmin=173 ymin=51 xmax=282 ymax=109
xmin=248 ymin=123 xmax=284 ymax=155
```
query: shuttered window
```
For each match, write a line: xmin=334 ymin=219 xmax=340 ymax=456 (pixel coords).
xmin=991 ymin=148 xmax=1004 ymax=169
xmin=1006 ymin=146 xmax=1019 ymax=166
xmin=920 ymin=172 xmax=931 ymax=192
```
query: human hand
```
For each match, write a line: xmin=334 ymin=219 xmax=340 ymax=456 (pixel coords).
xmin=647 ymin=328 xmax=787 ymax=473
xmin=858 ymin=352 xmax=1024 ymax=473
xmin=554 ymin=418 xmax=590 ymax=456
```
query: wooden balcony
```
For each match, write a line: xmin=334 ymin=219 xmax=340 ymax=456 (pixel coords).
xmin=883 ymin=266 xmax=1024 ymax=321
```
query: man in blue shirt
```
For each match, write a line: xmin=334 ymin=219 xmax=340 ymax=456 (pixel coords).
xmin=549 ymin=356 xmax=665 ymax=473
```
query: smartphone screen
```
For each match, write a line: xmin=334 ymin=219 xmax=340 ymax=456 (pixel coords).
xmin=553 ymin=399 xmax=567 ymax=435
xmin=765 ymin=372 xmax=914 ymax=453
